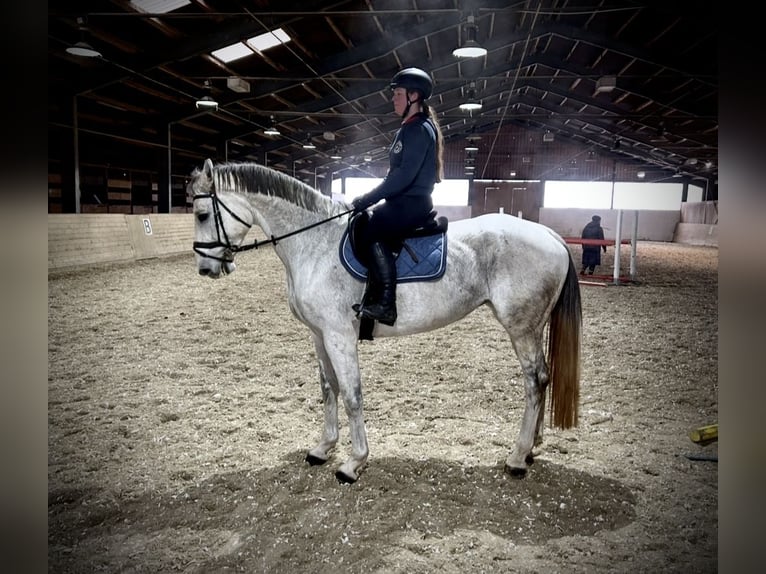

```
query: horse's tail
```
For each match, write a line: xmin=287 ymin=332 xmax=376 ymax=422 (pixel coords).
xmin=547 ymin=255 xmax=582 ymax=429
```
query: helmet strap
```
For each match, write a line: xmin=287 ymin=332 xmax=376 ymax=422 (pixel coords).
xmin=401 ymin=92 xmax=419 ymax=119
xmin=401 ymin=99 xmax=412 ymax=119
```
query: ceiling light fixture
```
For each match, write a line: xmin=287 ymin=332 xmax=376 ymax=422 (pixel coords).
xmin=66 ymin=41 xmax=102 ymax=58
xmin=302 ymin=134 xmax=316 ymax=149
xmin=330 ymin=148 xmax=342 ymax=160
xmin=453 ymin=15 xmax=487 ymax=58
xmin=465 ymin=133 xmax=481 ymax=152
xmin=195 ymin=96 xmax=218 ymax=111
xmin=264 ymin=115 xmax=281 ymax=136
xmin=459 ymin=81 xmax=483 ymax=111
xmin=66 ymin=17 xmax=102 ymax=58
xmin=459 ymin=99 xmax=482 ymax=112
xmin=195 ymin=80 xmax=218 ymax=111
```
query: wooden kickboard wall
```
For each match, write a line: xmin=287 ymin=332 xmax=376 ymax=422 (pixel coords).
xmin=49 ymin=214 xmax=194 ymax=271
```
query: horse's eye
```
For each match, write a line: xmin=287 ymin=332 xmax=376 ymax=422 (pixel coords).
xmin=197 ymin=213 xmax=209 ymax=223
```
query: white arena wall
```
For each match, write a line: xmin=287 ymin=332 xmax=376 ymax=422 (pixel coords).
xmin=48 ymin=204 xmax=715 ymax=271
xmin=539 ymin=208 xmax=679 ymax=242
xmin=538 ymin=206 xmax=716 ymax=246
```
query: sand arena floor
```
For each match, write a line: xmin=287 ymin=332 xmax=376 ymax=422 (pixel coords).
xmin=48 ymin=241 xmax=717 ymax=573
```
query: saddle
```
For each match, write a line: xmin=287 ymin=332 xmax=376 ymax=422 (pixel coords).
xmin=341 ymin=210 xmax=449 ymax=282
xmin=340 ymin=210 xmax=448 ymax=341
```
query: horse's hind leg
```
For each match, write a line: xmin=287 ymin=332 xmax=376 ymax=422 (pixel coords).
xmin=505 ymin=336 xmax=549 ymax=478
xmin=534 ymin=384 xmax=547 ymax=447
xmin=305 ymin=334 xmax=340 ymax=466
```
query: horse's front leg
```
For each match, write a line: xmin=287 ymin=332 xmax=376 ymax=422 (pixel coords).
xmin=306 ymin=333 xmax=340 ymax=466
xmin=322 ymin=333 xmax=368 ymax=484
xmin=305 ymin=331 xmax=368 ymax=483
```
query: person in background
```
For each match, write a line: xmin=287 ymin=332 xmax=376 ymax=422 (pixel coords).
xmin=581 ymin=214 xmax=607 ymax=275
xmin=350 ymin=67 xmax=445 ymax=326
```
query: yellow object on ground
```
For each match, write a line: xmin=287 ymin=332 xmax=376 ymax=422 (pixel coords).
xmin=689 ymin=423 xmax=718 ymax=445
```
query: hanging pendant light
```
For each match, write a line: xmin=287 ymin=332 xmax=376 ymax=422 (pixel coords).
xmin=66 ymin=41 xmax=102 ymax=58
xmin=459 ymin=81 xmax=482 ymax=111
xmin=264 ymin=115 xmax=281 ymax=136
xmin=66 ymin=17 xmax=102 ymax=58
xmin=302 ymin=134 xmax=316 ymax=149
xmin=195 ymin=80 xmax=218 ymax=111
xmin=453 ymin=15 xmax=487 ymax=58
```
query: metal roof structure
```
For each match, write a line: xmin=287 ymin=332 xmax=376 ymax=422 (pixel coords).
xmin=48 ymin=1 xmax=718 ymax=197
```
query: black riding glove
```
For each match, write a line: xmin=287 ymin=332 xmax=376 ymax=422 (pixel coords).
xmin=352 ymin=195 xmax=374 ymax=214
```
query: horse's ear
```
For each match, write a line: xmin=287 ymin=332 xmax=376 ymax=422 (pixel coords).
xmin=203 ymin=158 xmax=214 ymax=177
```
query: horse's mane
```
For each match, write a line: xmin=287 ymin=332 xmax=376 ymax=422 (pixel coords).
xmin=212 ymin=162 xmax=342 ymax=216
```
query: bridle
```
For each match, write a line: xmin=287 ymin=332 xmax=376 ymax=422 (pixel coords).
xmin=192 ymin=189 xmax=352 ymax=263
xmin=192 ymin=191 xmax=252 ymax=264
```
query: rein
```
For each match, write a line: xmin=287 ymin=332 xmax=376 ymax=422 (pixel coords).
xmin=192 ymin=190 xmax=353 ymax=263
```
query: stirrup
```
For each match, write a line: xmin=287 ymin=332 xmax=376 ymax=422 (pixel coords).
xmin=359 ymin=303 xmax=397 ymax=326
xmin=352 ymin=289 xmax=378 ymax=316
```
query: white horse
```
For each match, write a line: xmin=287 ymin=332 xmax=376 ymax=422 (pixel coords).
xmin=189 ymin=159 xmax=581 ymax=484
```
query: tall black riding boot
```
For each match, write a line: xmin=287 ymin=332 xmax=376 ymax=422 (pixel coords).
xmin=359 ymin=242 xmax=397 ymax=326
xmin=352 ymin=260 xmax=380 ymax=314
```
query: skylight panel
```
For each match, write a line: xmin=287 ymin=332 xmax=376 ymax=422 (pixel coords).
xmin=130 ymin=0 xmax=191 ymax=13
xmin=245 ymin=28 xmax=291 ymax=52
xmin=211 ymin=28 xmax=292 ymax=63
xmin=211 ymin=43 xmax=254 ymax=63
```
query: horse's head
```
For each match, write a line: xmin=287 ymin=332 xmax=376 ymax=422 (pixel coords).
xmin=189 ymin=159 xmax=252 ymax=279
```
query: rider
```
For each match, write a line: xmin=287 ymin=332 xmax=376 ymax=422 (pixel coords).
xmin=351 ymin=67 xmax=445 ymax=326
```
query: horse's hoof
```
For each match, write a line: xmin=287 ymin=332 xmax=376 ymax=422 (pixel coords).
xmin=305 ymin=453 xmax=328 ymax=466
xmin=335 ymin=470 xmax=357 ymax=484
xmin=504 ymin=463 xmax=528 ymax=479
xmin=525 ymin=453 xmax=535 ymax=465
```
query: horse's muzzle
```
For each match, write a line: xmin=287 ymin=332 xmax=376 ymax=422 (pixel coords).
xmin=198 ymin=260 xmax=236 ymax=278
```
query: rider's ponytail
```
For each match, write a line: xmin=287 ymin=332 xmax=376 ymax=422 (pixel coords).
xmin=424 ymin=104 xmax=444 ymax=183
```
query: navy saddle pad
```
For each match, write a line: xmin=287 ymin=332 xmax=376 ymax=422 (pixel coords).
xmin=339 ymin=230 xmax=447 ymax=283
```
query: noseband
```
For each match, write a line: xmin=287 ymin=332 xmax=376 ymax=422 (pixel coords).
xmin=192 ymin=191 xmax=252 ymax=263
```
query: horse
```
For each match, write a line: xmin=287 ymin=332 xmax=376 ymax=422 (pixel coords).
xmin=189 ymin=158 xmax=582 ymax=484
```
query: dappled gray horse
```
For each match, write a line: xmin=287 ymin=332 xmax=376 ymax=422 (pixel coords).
xmin=190 ymin=159 xmax=581 ymax=484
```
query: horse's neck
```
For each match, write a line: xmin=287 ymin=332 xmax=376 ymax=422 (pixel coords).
xmin=240 ymin=191 xmax=342 ymax=266
xmin=240 ymin=191 xmax=312 ymax=234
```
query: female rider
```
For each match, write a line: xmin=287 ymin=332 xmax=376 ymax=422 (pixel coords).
xmin=351 ymin=67 xmax=445 ymax=326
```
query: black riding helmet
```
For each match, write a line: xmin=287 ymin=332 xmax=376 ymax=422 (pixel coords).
xmin=390 ymin=67 xmax=433 ymax=118
xmin=390 ymin=67 xmax=433 ymax=100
